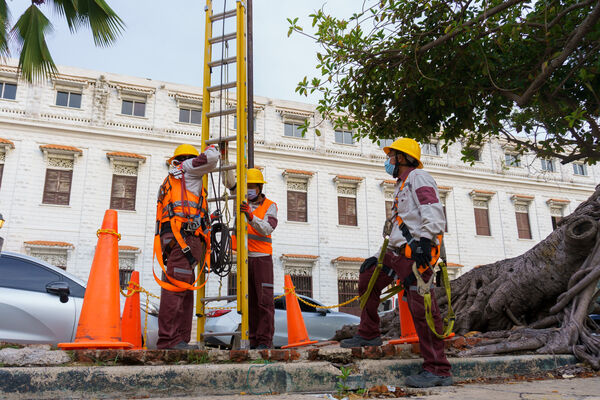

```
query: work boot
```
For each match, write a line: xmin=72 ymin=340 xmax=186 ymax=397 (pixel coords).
xmin=170 ymin=341 xmax=197 ymax=350
xmin=405 ymin=370 xmax=452 ymax=388
xmin=340 ymin=335 xmax=382 ymax=348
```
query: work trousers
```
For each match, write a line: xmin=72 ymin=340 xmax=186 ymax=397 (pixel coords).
xmin=357 ymin=251 xmax=451 ymax=376
xmin=248 ymin=255 xmax=275 ymax=348
xmin=157 ymin=234 xmax=206 ymax=349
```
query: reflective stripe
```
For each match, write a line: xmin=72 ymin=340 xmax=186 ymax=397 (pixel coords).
xmin=171 ymin=200 xmax=200 ymax=209
xmin=174 ymin=267 xmax=193 ymax=275
xmin=248 ymin=234 xmax=272 ymax=243
xmin=261 ymin=283 xmax=274 ymax=288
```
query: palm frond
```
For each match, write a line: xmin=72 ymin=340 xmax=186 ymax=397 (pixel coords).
xmin=0 ymin=0 xmax=10 ymax=58
xmin=51 ymin=0 xmax=82 ymax=33
xmin=12 ymin=5 xmax=57 ymax=83
xmin=74 ymin=0 xmax=124 ymax=47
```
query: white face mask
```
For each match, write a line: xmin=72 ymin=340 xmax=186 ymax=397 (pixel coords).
xmin=247 ymin=189 xmax=258 ymax=200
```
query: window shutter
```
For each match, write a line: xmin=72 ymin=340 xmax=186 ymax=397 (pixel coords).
xmin=338 ymin=278 xmax=360 ymax=316
xmin=287 ymin=191 xmax=307 ymax=222
xmin=551 ymin=216 xmax=562 ymax=230
xmin=338 ymin=197 xmax=357 ymax=226
xmin=111 ymin=175 xmax=138 ymax=211
xmin=443 ymin=204 xmax=448 ymax=232
xmin=228 ymin=272 xmax=237 ymax=296
xmin=516 ymin=212 xmax=532 ymax=239
xmin=474 ymin=208 xmax=490 ymax=236
xmin=338 ymin=197 xmax=346 ymax=225
xmin=43 ymin=169 xmax=72 ymax=205
xmin=0 ymin=163 xmax=3 ymax=189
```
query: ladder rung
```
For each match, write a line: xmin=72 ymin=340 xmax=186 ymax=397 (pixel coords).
xmin=206 ymin=108 xmax=236 ymax=118
xmin=202 ymin=332 xmax=240 ymax=338
xmin=209 ymin=32 xmax=237 ymax=44
xmin=207 ymin=81 xmax=237 ymax=92
xmin=210 ymin=9 xmax=236 ymax=22
xmin=205 ymin=135 xmax=237 ymax=145
xmin=200 ymin=295 xmax=237 ymax=303
xmin=208 ymin=56 xmax=237 ymax=68
xmin=207 ymin=194 xmax=236 ymax=203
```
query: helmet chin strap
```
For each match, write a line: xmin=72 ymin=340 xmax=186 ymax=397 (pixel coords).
xmin=393 ymin=153 xmax=413 ymax=178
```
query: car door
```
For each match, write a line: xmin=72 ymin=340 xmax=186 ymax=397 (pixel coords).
xmin=0 ymin=254 xmax=78 ymax=344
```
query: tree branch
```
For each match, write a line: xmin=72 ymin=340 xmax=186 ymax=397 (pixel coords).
xmin=516 ymin=0 xmax=600 ymax=107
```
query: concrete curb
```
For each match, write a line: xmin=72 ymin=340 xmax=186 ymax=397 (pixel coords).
xmin=0 ymin=354 xmax=577 ymax=399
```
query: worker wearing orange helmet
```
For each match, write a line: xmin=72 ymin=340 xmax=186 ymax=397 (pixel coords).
xmin=155 ymin=143 xmax=219 ymax=350
xmin=341 ymin=138 xmax=451 ymax=388
xmin=232 ymin=168 xmax=278 ymax=349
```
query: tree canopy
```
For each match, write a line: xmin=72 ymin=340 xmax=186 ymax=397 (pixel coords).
xmin=289 ymin=0 xmax=600 ymax=164
xmin=0 ymin=0 xmax=123 ymax=82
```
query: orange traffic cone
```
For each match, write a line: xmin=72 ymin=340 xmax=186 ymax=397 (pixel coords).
xmin=121 ymin=270 xmax=142 ymax=349
xmin=59 ymin=210 xmax=133 ymax=350
xmin=281 ymin=275 xmax=318 ymax=349
xmin=389 ymin=290 xmax=419 ymax=345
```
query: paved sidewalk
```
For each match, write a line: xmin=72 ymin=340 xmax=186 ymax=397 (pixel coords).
xmin=147 ymin=377 xmax=600 ymax=399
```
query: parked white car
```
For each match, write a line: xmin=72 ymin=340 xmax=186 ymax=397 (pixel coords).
xmin=0 ymin=251 xmax=159 ymax=348
xmin=204 ymin=293 xmax=360 ymax=348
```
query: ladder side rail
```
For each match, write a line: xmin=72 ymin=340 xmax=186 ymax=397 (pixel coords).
xmin=197 ymin=0 xmax=214 ymax=344
xmin=235 ymin=0 xmax=249 ymax=350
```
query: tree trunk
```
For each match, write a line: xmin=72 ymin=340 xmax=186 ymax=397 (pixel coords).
xmin=436 ymin=184 xmax=600 ymax=367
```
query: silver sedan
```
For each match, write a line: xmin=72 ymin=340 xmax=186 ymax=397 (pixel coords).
xmin=204 ymin=293 xmax=360 ymax=348
xmin=0 ymin=251 xmax=158 ymax=348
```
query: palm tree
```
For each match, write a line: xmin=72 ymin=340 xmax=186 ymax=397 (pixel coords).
xmin=0 ymin=0 xmax=124 ymax=82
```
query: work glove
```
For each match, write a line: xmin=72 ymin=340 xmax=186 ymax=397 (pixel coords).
xmin=240 ymin=201 xmax=254 ymax=221
xmin=410 ymin=237 xmax=432 ymax=269
xmin=359 ymin=257 xmax=377 ymax=274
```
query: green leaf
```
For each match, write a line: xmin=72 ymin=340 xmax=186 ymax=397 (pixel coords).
xmin=315 ymin=128 xmax=321 ymax=136
xmin=12 ymin=5 xmax=57 ymax=83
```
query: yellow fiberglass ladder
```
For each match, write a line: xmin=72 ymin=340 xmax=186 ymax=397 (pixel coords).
xmin=197 ymin=0 xmax=249 ymax=350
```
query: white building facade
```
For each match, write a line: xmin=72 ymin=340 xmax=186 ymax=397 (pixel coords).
xmin=0 ymin=62 xmax=597 ymax=314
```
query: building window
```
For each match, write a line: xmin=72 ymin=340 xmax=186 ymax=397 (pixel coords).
xmin=283 ymin=169 xmax=312 ymax=223
xmin=547 ymin=199 xmax=569 ymax=231
xmin=470 ymin=191 xmax=494 ymax=236
xmin=56 ymin=91 xmax=82 ymax=108
xmin=121 ymin=99 xmax=146 ymax=117
xmin=378 ymin=138 xmax=395 ymax=148
xmin=233 ymin=116 xmax=256 ymax=130
xmin=228 ymin=271 xmax=237 ymax=296
xmin=338 ymin=278 xmax=359 ymax=315
xmin=463 ymin=147 xmax=481 ymax=161
xmin=438 ymin=186 xmax=451 ymax=233
xmin=541 ymin=158 xmax=555 ymax=172
xmin=335 ymin=130 xmax=354 ymax=145
xmin=335 ymin=176 xmax=361 ymax=226
xmin=385 ymin=200 xmax=393 ymax=220
xmin=551 ymin=216 xmax=562 ymax=230
xmin=291 ymin=274 xmax=313 ymax=298
xmin=0 ymin=161 xmax=4 ymax=191
xmin=0 ymin=82 xmax=16 ymax=100
xmin=515 ymin=209 xmax=532 ymax=239
xmin=110 ymin=175 xmax=137 ymax=211
xmin=284 ymin=122 xmax=304 ymax=138
xmin=573 ymin=163 xmax=587 ymax=176
xmin=338 ymin=197 xmax=357 ymax=226
xmin=422 ymin=142 xmax=439 ymax=156
xmin=179 ymin=108 xmax=202 ymax=125
xmin=118 ymin=247 xmax=139 ymax=289
xmin=288 ymin=191 xmax=307 ymax=222
xmin=42 ymin=169 xmax=73 ymax=205
xmin=505 ymin=153 xmax=521 ymax=167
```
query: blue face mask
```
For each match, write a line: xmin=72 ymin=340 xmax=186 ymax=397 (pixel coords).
xmin=247 ymin=188 xmax=258 ymax=200
xmin=385 ymin=158 xmax=396 ymax=177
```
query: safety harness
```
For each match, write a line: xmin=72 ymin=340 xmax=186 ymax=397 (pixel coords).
xmin=360 ymin=174 xmax=455 ymax=339
xmin=153 ymin=163 xmax=211 ymax=292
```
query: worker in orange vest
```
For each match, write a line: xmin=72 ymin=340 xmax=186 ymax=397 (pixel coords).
xmin=154 ymin=143 xmax=219 ymax=350
xmin=341 ymin=138 xmax=451 ymax=388
xmin=232 ymin=168 xmax=278 ymax=349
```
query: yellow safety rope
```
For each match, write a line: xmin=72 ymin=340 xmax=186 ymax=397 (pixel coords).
xmin=120 ymin=282 xmax=160 ymax=349
xmin=97 ymin=229 xmax=121 ymax=241
xmin=419 ymin=261 xmax=455 ymax=339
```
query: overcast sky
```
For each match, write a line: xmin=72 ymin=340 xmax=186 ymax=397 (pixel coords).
xmin=8 ymin=0 xmax=362 ymax=103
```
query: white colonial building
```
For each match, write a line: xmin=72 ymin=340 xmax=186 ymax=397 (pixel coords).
xmin=0 ymin=61 xmax=596 ymax=315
